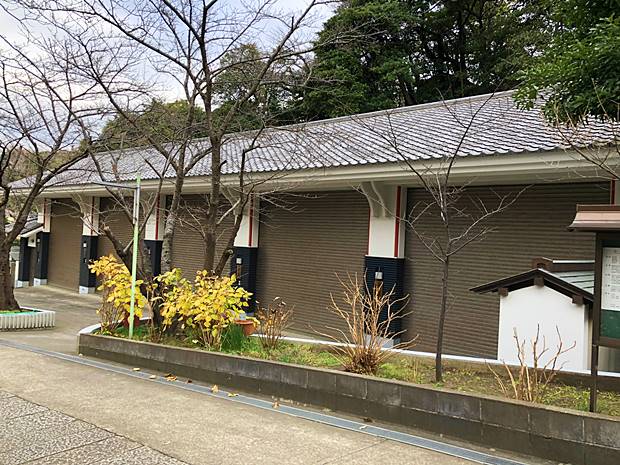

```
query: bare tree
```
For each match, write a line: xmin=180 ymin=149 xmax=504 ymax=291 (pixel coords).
xmin=0 ymin=37 xmax=101 ymax=309
xmin=13 ymin=1 xmax=332 ymax=266
xmin=8 ymin=0 xmax=340 ymax=322
xmin=357 ymin=94 xmax=525 ymax=382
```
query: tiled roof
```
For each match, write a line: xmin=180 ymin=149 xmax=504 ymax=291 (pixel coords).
xmin=554 ymin=270 xmax=594 ymax=294
xmin=16 ymin=91 xmax=618 ymax=188
xmin=6 ymin=215 xmax=42 ymax=236
xmin=471 ymin=267 xmax=594 ymax=306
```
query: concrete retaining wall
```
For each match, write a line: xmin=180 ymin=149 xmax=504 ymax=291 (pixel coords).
xmin=79 ymin=333 xmax=620 ymax=465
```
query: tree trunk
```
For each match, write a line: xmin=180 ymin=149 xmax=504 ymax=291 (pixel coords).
xmin=435 ymin=256 xmax=450 ymax=382
xmin=203 ymin=229 xmax=216 ymax=273
xmin=205 ymin=142 xmax=222 ymax=275
xmin=213 ymin=209 xmax=244 ymax=276
xmin=0 ymin=244 xmax=19 ymax=310
xmin=161 ymin=192 xmax=181 ymax=274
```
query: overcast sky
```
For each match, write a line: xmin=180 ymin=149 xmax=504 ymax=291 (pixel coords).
xmin=0 ymin=0 xmax=335 ymax=44
xmin=0 ymin=1 xmax=335 ymax=103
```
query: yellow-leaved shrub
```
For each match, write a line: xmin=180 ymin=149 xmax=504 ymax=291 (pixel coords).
xmin=154 ymin=269 xmax=251 ymax=350
xmin=89 ymin=255 xmax=145 ymax=332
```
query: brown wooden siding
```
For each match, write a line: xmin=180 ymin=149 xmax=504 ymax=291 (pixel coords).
xmin=171 ymin=195 xmax=233 ymax=279
xmin=48 ymin=199 xmax=82 ymax=290
xmin=256 ymin=191 xmax=368 ymax=335
xmin=404 ymin=182 xmax=609 ymax=358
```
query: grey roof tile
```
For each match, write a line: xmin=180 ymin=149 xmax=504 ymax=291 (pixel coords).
xmin=15 ymin=91 xmax=619 ymax=188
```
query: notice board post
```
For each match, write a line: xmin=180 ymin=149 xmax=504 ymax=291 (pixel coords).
xmin=570 ymin=204 xmax=620 ymax=412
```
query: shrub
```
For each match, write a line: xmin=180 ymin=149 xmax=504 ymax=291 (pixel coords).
xmin=155 ymin=269 xmax=252 ymax=350
xmin=89 ymin=255 xmax=145 ymax=333
xmin=488 ymin=325 xmax=576 ymax=403
xmin=316 ymin=273 xmax=415 ymax=375
xmin=256 ymin=297 xmax=292 ymax=351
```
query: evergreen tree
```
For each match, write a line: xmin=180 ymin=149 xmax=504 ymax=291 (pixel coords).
xmin=301 ymin=0 xmax=550 ymax=119
xmin=516 ymin=0 xmax=620 ymax=123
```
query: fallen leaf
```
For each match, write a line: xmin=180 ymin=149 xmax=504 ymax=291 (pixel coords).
xmin=362 ymin=417 xmax=373 ymax=423
xmin=186 ymin=379 xmax=193 ymax=384
xmin=211 ymin=385 xmax=219 ymax=393
xmin=165 ymin=374 xmax=177 ymax=381
xmin=149 ymin=375 xmax=157 ymax=380
xmin=228 ymin=392 xmax=238 ymax=397
xmin=272 ymin=401 xmax=280 ymax=409
xmin=132 ymin=367 xmax=141 ymax=372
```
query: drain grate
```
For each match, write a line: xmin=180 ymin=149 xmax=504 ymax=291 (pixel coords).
xmin=0 ymin=338 xmax=527 ymax=465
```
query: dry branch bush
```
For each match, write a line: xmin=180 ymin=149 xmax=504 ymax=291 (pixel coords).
xmin=256 ymin=297 xmax=292 ymax=351
xmin=316 ymin=274 xmax=416 ymax=375
xmin=488 ymin=325 xmax=576 ymax=403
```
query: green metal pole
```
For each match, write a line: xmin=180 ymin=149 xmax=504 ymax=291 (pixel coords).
xmin=128 ymin=174 xmax=141 ymax=339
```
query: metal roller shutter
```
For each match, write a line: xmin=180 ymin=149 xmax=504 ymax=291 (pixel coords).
xmin=256 ymin=191 xmax=368 ymax=335
xmin=404 ymin=182 xmax=609 ymax=358
xmin=171 ymin=195 xmax=233 ymax=279
xmin=97 ymin=197 xmax=133 ymax=261
xmin=48 ymin=199 xmax=82 ymax=290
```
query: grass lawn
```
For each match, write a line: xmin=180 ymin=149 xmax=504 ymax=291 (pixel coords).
xmin=0 ymin=310 xmax=34 ymax=314
xmin=107 ymin=324 xmax=620 ymax=417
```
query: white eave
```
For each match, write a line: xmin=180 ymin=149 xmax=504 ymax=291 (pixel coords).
xmin=32 ymin=149 xmax=616 ymax=198
xmin=19 ymin=225 xmax=43 ymax=239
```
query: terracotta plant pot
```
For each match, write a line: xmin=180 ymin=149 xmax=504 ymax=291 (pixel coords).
xmin=122 ymin=315 xmax=141 ymax=329
xmin=235 ymin=319 xmax=257 ymax=336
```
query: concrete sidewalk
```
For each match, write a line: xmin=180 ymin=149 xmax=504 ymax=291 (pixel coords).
xmin=0 ymin=390 xmax=188 ymax=465
xmin=3 ymin=286 xmax=101 ymax=353
xmin=0 ymin=345 xmax=478 ymax=465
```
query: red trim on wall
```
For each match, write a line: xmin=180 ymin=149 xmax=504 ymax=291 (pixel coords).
xmin=366 ymin=207 xmax=371 ymax=255
xmin=90 ymin=197 xmax=95 ymax=235
xmin=44 ymin=199 xmax=49 ymax=231
xmin=154 ymin=195 xmax=160 ymax=240
xmin=393 ymin=186 xmax=402 ymax=257
xmin=248 ymin=199 xmax=254 ymax=247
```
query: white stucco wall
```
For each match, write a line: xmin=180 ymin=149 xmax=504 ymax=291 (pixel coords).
xmin=498 ymin=286 xmax=589 ymax=372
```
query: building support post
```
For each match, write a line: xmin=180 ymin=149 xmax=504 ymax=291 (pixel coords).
xmin=230 ymin=195 xmax=260 ymax=312
xmin=79 ymin=197 xmax=100 ymax=294
xmin=144 ymin=194 xmax=166 ymax=276
xmin=33 ymin=199 xmax=51 ymax=286
xmin=361 ymin=183 xmax=407 ymax=344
